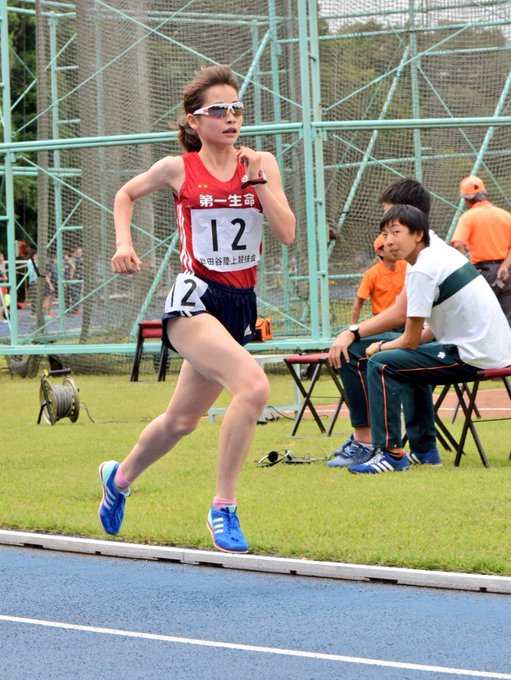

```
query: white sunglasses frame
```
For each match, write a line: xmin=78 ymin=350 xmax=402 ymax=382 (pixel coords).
xmin=192 ymin=101 xmax=245 ymax=118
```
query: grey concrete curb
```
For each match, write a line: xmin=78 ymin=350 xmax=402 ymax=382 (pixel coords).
xmin=1 ymin=529 xmax=510 ymax=594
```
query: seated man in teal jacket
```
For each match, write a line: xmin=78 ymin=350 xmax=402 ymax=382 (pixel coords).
xmin=328 ymin=179 xmax=440 ymax=468
xmin=347 ymin=204 xmax=511 ymax=474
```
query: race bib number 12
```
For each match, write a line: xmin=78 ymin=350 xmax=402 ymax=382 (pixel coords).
xmin=191 ymin=207 xmax=263 ymax=271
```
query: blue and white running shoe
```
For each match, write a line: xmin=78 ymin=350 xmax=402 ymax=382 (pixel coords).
xmin=406 ymin=448 xmax=442 ymax=466
xmin=207 ymin=504 xmax=249 ymax=553
xmin=331 ymin=433 xmax=356 ymax=456
xmin=98 ymin=460 xmax=130 ymax=535
xmin=348 ymin=449 xmax=410 ymax=474
xmin=328 ymin=434 xmax=376 ymax=468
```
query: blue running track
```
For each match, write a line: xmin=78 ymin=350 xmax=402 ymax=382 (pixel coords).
xmin=1 ymin=544 xmax=511 ymax=679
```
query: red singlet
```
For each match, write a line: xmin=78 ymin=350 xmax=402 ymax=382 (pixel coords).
xmin=174 ymin=151 xmax=264 ymax=288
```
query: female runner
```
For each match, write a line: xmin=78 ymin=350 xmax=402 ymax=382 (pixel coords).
xmin=98 ymin=64 xmax=295 ymax=553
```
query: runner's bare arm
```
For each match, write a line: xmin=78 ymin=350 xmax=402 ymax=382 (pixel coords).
xmin=112 ymin=157 xmax=184 ymax=274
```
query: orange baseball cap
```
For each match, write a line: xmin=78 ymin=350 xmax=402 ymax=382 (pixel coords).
xmin=374 ymin=234 xmax=385 ymax=253
xmin=460 ymin=175 xmax=486 ymax=198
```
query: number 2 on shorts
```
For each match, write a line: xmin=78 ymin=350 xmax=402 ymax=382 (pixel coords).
xmin=165 ymin=273 xmax=208 ymax=315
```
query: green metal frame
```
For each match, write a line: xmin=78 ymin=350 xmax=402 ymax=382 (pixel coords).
xmin=2 ymin=0 xmax=511 ymax=357
xmin=1 ymin=0 xmax=18 ymax=341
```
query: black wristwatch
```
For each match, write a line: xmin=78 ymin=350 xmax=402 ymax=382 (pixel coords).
xmin=348 ymin=324 xmax=361 ymax=342
xmin=241 ymin=170 xmax=268 ymax=189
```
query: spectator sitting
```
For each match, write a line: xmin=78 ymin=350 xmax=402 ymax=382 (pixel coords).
xmin=350 ymin=234 xmax=407 ymax=330
xmin=347 ymin=204 xmax=511 ymax=474
xmin=327 ymin=178 xmax=441 ymax=469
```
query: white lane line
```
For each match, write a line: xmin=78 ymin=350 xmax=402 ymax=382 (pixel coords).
xmin=1 ymin=614 xmax=510 ymax=678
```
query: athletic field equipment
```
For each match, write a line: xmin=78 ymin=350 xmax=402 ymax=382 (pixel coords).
xmin=37 ymin=367 xmax=94 ymax=425
xmin=256 ymin=450 xmax=326 ymax=467
xmin=37 ymin=368 xmax=80 ymax=425
xmin=284 ymin=353 xmax=346 ymax=436
xmin=130 ymin=320 xmax=169 ymax=382
xmin=433 ymin=367 xmax=511 ymax=467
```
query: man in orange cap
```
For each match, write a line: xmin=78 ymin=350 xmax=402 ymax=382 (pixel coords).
xmin=451 ymin=175 xmax=511 ymax=326
xmin=349 ymin=233 xmax=407 ymax=326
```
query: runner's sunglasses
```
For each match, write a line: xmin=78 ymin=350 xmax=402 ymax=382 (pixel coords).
xmin=193 ymin=101 xmax=244 ymax=118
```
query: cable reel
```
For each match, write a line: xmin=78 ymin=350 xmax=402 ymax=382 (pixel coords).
xmin=37 ymin=368 xmax=82 ymax=425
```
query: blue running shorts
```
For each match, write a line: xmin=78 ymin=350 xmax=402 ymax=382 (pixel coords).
xmin=161 ymin=272 xmax=257 ymax=350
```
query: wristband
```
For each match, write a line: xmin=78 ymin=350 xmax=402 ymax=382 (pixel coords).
xmin=241 ymin=170 xmax=268 ymax=189
xmin=377 ymin=340 xmax=385 ymax=352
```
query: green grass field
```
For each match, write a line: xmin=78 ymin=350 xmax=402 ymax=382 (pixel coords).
xmin=1 ymin=369 xmax=510 ymax=575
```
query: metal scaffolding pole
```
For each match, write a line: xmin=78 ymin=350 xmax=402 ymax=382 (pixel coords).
xmin=0 ymin=0 xmax=18 ymax=340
